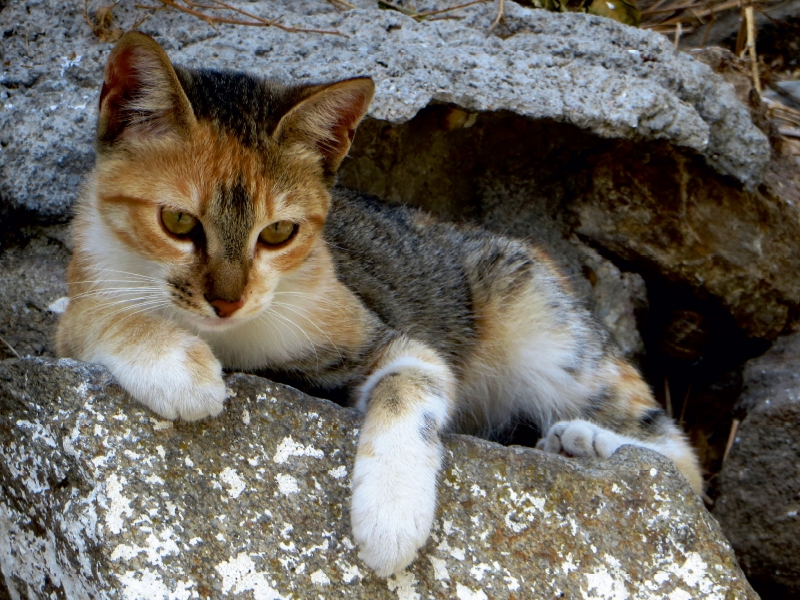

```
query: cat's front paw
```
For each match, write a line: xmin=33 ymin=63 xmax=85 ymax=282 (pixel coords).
xmin=537 ymin=419 xmax=626 ymax=459
xmin=114 ymin=338 xmax=227 ymax=421
xmin=350 ymin=448 xmax=439 ymax=577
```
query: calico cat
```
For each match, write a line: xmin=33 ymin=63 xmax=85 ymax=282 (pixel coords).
xmin=56 ymin=32 xmax=703 ymax=577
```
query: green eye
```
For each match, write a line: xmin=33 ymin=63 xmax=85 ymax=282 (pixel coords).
xmin=161 ymin=208 xmax=198 ymax=237
xmin=258 ymin=221 xmax=297 ymax=247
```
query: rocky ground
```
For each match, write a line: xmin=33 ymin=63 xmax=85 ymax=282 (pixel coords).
xmin=1 ymin=0 xmax=799 ymax=597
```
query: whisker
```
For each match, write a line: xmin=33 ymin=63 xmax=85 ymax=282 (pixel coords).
xmin=271 ymin=301 xmax=343 ymax=363
xmin=85 ymin=268 xmax=164 ymax=283
xmin=263 ymin=308 xmax=320 ymax=369
xmin=256 ymin=313 xmax=290 ymax=350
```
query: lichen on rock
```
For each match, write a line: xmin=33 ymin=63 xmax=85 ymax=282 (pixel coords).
xmin=0 ymin=358 xmax=757 ymax=598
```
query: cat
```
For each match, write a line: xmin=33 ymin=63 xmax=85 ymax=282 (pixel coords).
xmin=56 ymin=31 xmax=703 ymax=577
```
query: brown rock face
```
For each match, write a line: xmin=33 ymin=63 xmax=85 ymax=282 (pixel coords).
xmin=714 ymin=332 xmax=800 ymax=599
xmin=572 ymin=144 xmax=800 ymax=340
xmin=0 ymin=358 xmax=756 ymax=599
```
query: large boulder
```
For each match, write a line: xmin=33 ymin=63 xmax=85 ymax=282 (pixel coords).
xmin=0 ymin=358 xmax=757 ymax=599
xmin=0 ymin=0 xmax=768 ymax=223
xmin=4 ymin=0 xmax=797 ymax=347
xmin=714 ymin=332 xmax=800 ymax=598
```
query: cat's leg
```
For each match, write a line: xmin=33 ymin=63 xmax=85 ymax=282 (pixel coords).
xmin=56 ymin=297 xmax=226 ymax=421
xmin=350 ymin=335 xmax=455 ymax=577
xmin=536 ymin=357 xmax=703 ymax=493
xmin=459 ymin=241 xmax=702 ymax=494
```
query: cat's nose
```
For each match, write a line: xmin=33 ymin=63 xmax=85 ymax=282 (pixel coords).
xmin=209 ymin=298 xmax=245 ymax=318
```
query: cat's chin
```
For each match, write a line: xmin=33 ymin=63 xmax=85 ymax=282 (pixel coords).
xmin=191 ymin=314 xmax=253 ymax=332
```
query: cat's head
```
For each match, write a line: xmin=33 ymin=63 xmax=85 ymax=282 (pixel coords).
xmin=85 ymin=32 xmax=373 ymax=331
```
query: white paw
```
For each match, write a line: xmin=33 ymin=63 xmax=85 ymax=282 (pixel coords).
xmin=537 ymin=419 xmax=627 ymax=459
xmin=109 ymin=339 xmax=227 ymax=421
xmin=350 ymin=444 xmax=440 ymax=577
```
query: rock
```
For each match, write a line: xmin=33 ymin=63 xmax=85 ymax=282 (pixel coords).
xmin=0 ymin=226 xmax=70 ymax=360
xmin=0 ymin=0 xmax=768 ymax=225
xmin=570 ymin=142 xmax=800 ymax=339
xmin=714 ymin=332 xmax=800 ymax=599
xmin=3 ymin=0 xmax=794 ymax=348
xmin=0 ymin=357 xmax=756 ymax=599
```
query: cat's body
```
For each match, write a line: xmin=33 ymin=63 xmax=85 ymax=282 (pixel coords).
xmin=57 ymin=32 xmax=702 ymax=577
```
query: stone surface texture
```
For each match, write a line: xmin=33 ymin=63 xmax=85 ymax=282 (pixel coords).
xmin=0 ymin=226 xmax=70 ymax=360
xmin=3 ymin=0 xmax=799 ymax=343
xmin=0 ymin=0 xmax=768 ymax=223
xmin=714 ymin=332 xmax=800 ymax=599
xmin=0 ymin=358 xmax=756 ymax=599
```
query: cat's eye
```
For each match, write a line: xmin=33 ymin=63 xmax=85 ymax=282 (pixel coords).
xmin=161 ymin=208 xmax=198 ymax=238
xmin=258 ymin=220 xmax=297 ymax=247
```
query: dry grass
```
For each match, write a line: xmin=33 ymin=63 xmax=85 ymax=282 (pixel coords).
xmin=641 ymin=0 xmax=786 ymax=40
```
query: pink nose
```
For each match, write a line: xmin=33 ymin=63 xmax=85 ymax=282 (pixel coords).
xmin=210 ymin=298 xmax=244 ymax=318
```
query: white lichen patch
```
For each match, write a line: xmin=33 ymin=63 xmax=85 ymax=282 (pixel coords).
xmin=220 ymin=467 xmax=247 ymax=499
xmin=110 ymin=528 xmax=180 ymax=567
xmin=273 ymin=436 xmax=324 ymax=464
xmin=327 ymin=465 xmax=347 ymax=479
xmin=470 ymin=563 xmax=492 ymax=581
xmin=215 ymin=552 xmax=286 ymax=599
xmin=582 ymin=566 xmax=630 ymax=600
xmin=310 ymin=569 xmax=330 ymax=586
xmin=117 ymin=567 xmax=195 ymax=600
xmin=151 ymin=420 xmax=173 ymax=431
xmin=500 ymin=488 xmax=547 ymax=534
xmin=387 ymin=571 xmax=421 ymax=600
xmin=456 ymin=583 xmax=489 ymax=600
xmin=429 ymin=556 xmax=450 ymax=581
xmin=339 ymin=561 xmax=362 ymax=583
xmin=450 ymin=546 xmax=466 ymax=561
xmin=275 ymin=473 xmax=300 ymax=496
xmin=103 ymin=473 xmax=135 ymax=535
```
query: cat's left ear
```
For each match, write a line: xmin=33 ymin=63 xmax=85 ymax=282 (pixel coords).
xmin=273 ymin=78 xmax=375 ymax=178
xmin=97 ymin=32 xmax=196 ymax=149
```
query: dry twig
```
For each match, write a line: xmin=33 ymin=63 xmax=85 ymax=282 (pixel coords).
xmin=664 ymin=375 xmax=673 ymax=419
xmin=0 ymin=335 xmax=21 ymax=360
xmin=488 ymin=0 xmax=504 ymax=33
xmin=136 ymin=0 xmax=349 ymax=37
xmin=378 ymin=0 xmax=491 ymax=20
xmin=678 ymin=381 xmax=692 ymax=428
xmin=722 ymin=418 xmax=740 ymax=464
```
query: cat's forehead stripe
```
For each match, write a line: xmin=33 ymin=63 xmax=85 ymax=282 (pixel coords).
xmin=212 ymin=179 xmax=255 ymax=261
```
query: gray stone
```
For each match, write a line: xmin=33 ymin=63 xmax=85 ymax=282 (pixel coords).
xmin=714 ymin=332 xmax=800 ymax=598
xmin=0 ymin=0 xmax=769 ymax=224
xmin=0 ymin=357 xmax=756 ymax=599
xmin=0 ymin=226 xmax=70 ymax=360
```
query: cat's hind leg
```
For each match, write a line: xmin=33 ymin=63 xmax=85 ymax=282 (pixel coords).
xmin=536 ymin=356 xmax=703 ymax=493
xmin=350 ymin=335 xmax=455 ymax=577
xmin=459 ymin=241 xmax=702 ymax=494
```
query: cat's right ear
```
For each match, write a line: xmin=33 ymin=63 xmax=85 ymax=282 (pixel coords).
xmin=97 ymin=32 xmax=196 ymax=149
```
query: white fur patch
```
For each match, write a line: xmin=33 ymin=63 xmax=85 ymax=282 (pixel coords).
xmin=538 ymin=419 xmax=672 ymax=459
xmin=98 ymin=339 xmax=226 ymax=422
xmin=351 ymin=413 xmax=443 ymax=577
xmin=351 ymin=352 xmax=453 ymax=577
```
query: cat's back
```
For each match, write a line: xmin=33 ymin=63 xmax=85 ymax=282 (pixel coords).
xmin=325 ymin=189 xmax=478 ymax=361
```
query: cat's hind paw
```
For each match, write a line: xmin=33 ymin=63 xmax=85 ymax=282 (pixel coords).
xmin=537 ymin=419 xmax=628 ymax=459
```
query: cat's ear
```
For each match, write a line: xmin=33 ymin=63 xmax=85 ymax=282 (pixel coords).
xmin=273 ymin=78 xmax=374 ymax=177
xmin=97 ymin=32 xmax=196 ymax=149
